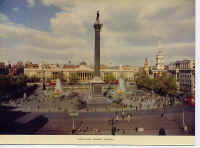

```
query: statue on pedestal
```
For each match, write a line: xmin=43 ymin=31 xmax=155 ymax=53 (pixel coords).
xmin=96 ymin=10 xmax=99 ymax=20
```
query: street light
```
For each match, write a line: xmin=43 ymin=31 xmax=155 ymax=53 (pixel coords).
xmin=69 ymin=111 xmax=79 ymax=134
xmin=181 ymin=96 xmax=188 ymax=132
xmin=42 ymin=66 xmax=46 ymax=90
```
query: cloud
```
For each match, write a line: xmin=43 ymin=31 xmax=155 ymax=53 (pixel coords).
xmin=0 ymin=20 xmax=91 ymax=64
xmin=0 ymin=13 xmax=13 ymax=25
xmin=27 ymin=0 xmax=35 ymax=7
xmin=50 ymin=12 xmax=86 ymax=37
xmin=42 ymin=0 xmax=75 ymax=10
xmin=12 ymin=8 xmax=19 ymax=12
xmin=0 ymin=0 xmax=195 ymax=66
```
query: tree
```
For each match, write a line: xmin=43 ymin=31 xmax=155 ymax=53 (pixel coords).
xmin=154 ymin=72 xmax=177 ymax=96
xmin=134 ymin=71 xmax=153 ymax=90
xmin=135 ymin=72 xmax=178 ymax=96
xmin=0 ymin=74 xmax=28 ymax=102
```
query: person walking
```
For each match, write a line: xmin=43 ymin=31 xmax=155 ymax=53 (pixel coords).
xmin=127 ymin=114 xmax=131 ymax=122
xmin=161 ymin=106 xmax=165 ymax=118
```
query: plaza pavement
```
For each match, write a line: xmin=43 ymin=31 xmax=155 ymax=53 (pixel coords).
xmin=0 ymin=104 xmax=193 ymax=135
xmin=0 ymin=85 xmax=194 ymax=135
xmin=36 ymin=112 xmax=192 ymax=135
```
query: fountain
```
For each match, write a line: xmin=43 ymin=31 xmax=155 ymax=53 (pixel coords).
xmin=54 ymin=79 xmax=64 ymax=97
xmin=116 ymin=65 xmax=127 ymax=94
xmin=118 ymin=78 xmax=126 ymax=92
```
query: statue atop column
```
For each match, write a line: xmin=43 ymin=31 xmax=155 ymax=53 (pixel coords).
xmin=96 ymin=10 xmax=100 ymax=21
xmin=94 ymin=10 xmax=103 ymax=31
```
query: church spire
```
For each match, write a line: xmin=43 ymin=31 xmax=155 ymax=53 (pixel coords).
xmin=144 ymin=58 xmax=149 ymax=75
xmin=158 ymin=40 xmax=163 ymax=54
xmin=156 ymin=40 xmax=164 ymax=70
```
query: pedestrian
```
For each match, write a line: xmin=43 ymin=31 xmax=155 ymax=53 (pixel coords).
xmin=122 ymin=115 xmax=124 ymax=120
xmin=80 ymin=120 xmax=83 ymax=125
xmin=161 ymin=113 xmax=164 ymax=118
xmin=159 ymin=128 xmax=166 ymax=135
xmin=116 ymin=115 xmax=119 ymax=122
xmin=123 ymin=130 xmax=125 ymax=134
xmin=127 ymin=114 xmax=131 ymax=122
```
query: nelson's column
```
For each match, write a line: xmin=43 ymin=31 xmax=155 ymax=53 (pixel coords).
xmin=90 ymin=10 xmax=104 ymax=97
xmin=94 ymin=10 xmax=102 ymax=77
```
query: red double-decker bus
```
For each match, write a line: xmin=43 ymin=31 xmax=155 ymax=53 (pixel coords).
xmin=48 ymin=80 xmax=56 ymax=86
xmin=186 ymin=96 xmax=195 ymax=107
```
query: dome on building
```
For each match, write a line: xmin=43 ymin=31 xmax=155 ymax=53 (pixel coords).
xmin=80 ymin=61 xmax=87 ymax=66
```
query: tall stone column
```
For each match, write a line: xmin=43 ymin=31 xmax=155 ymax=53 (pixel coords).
xmin=93 ymin=10 xmax=103 ymax=77
xmin=89 ymin=10 xmax=104 ymax=98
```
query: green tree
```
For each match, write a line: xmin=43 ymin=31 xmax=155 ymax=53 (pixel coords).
xmin=0 ymin=74 xmax=28 ymax=102
xmin=153 ymin=72 xmax=177 ymax=96
xmin=135 ymin=71 xmax=153 ymax=90
xmin=135 ymin=72 xmax=177 ymax=96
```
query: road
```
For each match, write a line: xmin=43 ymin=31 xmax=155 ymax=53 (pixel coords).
xmin=1 ymin=104 xmax=193 ymax=135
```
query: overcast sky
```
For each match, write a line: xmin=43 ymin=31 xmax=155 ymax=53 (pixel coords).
xmin=0 ymin=0 xmax=195 ymax=66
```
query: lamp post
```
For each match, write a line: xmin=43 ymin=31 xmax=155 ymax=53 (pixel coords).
xmin=69 ymin=111 xmax=79 ymax=134
xmin=182 ymin=97 xmax=188 ymax=131
xmin=42 ymin=67 xmax=46 ymax=90
xmin=182 ymin=105 xmax=185 ymax=125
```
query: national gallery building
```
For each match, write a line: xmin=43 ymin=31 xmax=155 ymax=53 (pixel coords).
xmin=24 ymin=63 xmax=139 ymax=83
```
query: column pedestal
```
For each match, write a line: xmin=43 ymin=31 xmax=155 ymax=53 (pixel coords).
xmin=89 ymin=76 xmax=104 ymax=97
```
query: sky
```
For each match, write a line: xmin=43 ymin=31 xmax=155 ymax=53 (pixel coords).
xmin=0 ymin=0 xmax=195 ymax=66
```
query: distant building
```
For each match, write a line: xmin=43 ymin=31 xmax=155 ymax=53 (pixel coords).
xmin=168 ymin=59 xmax=195 ymax=96
xmin=0 ymin=62 xmax=9 ymax=75
xmin=25 ymin=61 xmax=39 ymax=69
xmin=80 ymin=61 xmax=87 ymax=66
xmin=156 ymin=40 xmax=164 ymax=70
xmin=24 ymin=63 xmax=139 ymax=83
xmin=9 ymin=62 xmax=24 ymax=76
xmin=152 ymin=41 xmax=166 ymax=78
xmin=143 ymin=58 xmax=150 ymax=75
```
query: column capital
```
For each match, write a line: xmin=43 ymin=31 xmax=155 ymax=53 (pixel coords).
xmin=94 ymin=21 xmax=103 ymax=31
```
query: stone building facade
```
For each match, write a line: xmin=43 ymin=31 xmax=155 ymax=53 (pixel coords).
xmin=24 ymin=64 xmax=139 ymax=83
xmin=168 ymin=59 xmax=195 ymax=96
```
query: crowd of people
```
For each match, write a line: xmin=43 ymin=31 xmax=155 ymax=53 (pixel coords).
xmin=2 ymin=82 xmax=181 ymax=114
